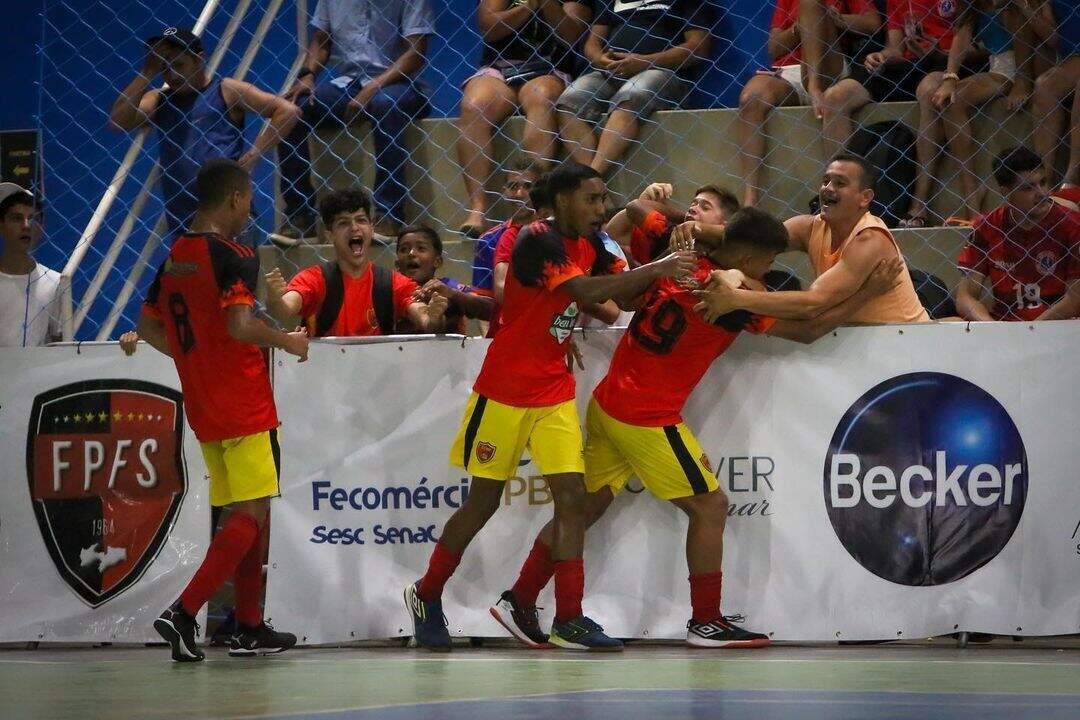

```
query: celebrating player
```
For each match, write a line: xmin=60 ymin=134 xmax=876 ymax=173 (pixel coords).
xmin=405 ymin=161 xmax=698 ymax=652
xmin=120 ymin=159 xmax=308 ymax=662
xmin=495 ymin=206 xmax=902 ymax=649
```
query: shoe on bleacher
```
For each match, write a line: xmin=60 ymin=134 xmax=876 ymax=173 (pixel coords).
xmin=686 ymin=615 xmax=770 ymax=648
xmin=404 ymin=581 xmax=452 ymax=652
xmin=549 ymin=615 xmax=623 ymax=652
xmin=489 ymin=590 xmax=550 ymax=648
xmin=228 ymin=621 xmax=297 ymax=657
xmin=270 ymin=212 xmax=318 ymax=247
xmin=153 ymin=601 xmax=205 ymax=662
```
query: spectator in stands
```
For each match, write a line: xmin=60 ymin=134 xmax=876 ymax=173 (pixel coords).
xmin=556 ymin=0 xmax=712 ymax=178
xmin=820 ymin=0 xmax=959 ymax=157
xmin=738 ymin=0 xmax=882 ymax=207
xmin=264 ymin=189 xmax=446 ymax=335
xmin=395 ymin=224 xmax=493 ymax=333
xmin=0 ymin=183 xmax=60 ymax=347
xmin=606 ymin=181 xmax=740 ymax=267
xmin=902 ymin=0 xmax=1017 ymax=227
xmin=456 ymin=0 xmax=593 ymax=237
xmin=693 ymin=154 xmax=931 ymax=324
xmin=954 ymin=146 xmax=1080 ymax=320
xmin=109 ymin=27 xmax=301 ymax=240
xmin=1028 ymin=1 xmax=1080 ymax=191
xmin=276 ymin=0 xmax=435 ymax=244
xmin=472 ymin=157 xmax=541 ymax=302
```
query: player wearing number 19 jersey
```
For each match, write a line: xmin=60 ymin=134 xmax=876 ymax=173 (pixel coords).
xmin=127 ymin=159 xmax=306 ymax=663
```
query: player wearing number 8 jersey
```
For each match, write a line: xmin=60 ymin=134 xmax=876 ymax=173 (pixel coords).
xmin=501 ymin=205 xmax=904 ymax=649
xmin=123 ymin=159 xmax=307 ymax=662
xmin=406 ymin=162 xmax=700 ymax=652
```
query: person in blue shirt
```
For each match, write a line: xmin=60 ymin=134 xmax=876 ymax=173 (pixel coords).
xmin=109 ymin=27 xmax=302 ymax=243
xmin=276 ymin=0 xmax=435 ymax=245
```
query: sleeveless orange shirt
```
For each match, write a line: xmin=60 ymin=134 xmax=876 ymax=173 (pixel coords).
xmin=808 ymin=212 xmax=930 ymax=323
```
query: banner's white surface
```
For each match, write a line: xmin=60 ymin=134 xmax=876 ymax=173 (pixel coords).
xmin=265 ymin=324 xmax=1080 ymax=643
xmin=0 ymin=345 xmax=208 ymax=642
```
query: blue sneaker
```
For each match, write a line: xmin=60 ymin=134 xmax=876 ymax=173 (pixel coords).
xmin=404 ymin=582 xmax=451 ymax=652
xmin=549 ymin=615 xmax=623 ymax=652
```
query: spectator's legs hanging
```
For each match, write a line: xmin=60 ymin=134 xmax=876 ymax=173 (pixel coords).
xmin=904 ymin=72 xmax=947 ymax=227
xmin=518 ymin=75 xmax=564 ymax=169
xmin=592 ymin=107 xmax=639 ymax=178
xmin=820 ymin=78 xmax=871 ymax=158
xmin=798 ymin=0 xmax=845 ymax=115
xmin=738 ymin=74 xmax=798 ymax=207
xmin=364 ymin=82 xmax=430 ymax=233
xmin=1066 ymin=77 xmax=1080 ymax=187
xmin=277 ymin=81 xmax=349 ymax=228
xmin=945 ymin=74 xmax=1010 ymax=221
xmin=1032 ymin=57 xmax=1080 ymax=184
xmin=559 ymin=110 xmax=598 ymax=167
xmin=456 ymin=76 xmax=518 ymax=236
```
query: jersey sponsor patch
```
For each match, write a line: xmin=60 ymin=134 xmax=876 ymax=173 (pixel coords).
xmin=548 ymin=302 xmax=579 ymax=344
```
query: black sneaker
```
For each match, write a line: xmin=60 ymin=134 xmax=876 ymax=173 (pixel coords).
xmin=404 ymin=581 xmax=451 ymax=652
xmin=489 ymin=590 xmax=550 ymax=649
xmin=269 ymin=212 xmax=318 ymax=247
xmin=549 ymin=615 xmax=623 ymax=652
xmin=686 ymin=615 xmax=770 ymax=648
xmin=228 ymin=621 xmax=297 ymax=657
xmin=153 ymin=602 xmax=205 ymax=662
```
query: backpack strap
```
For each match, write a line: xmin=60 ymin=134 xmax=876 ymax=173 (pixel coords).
xmin=314 ymin=261 xmax=345 ymax=338
xmin=371 ymin=264 xmax=395 ymax=335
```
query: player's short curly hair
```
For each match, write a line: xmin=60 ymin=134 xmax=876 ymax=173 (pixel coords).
xmin=722 ymin=207 xmax=789 ymax=255
xmin=319 ymin=187 xmax=373 ymax=229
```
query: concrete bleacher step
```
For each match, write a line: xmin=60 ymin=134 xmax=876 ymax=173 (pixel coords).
xmin=307 ymin=99 xmax=1032 ymax=247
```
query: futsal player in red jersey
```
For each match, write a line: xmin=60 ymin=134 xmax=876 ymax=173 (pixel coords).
xmin=121 ymin=159 xmax=308 ymax=661
xmin=499 ymin=206 xmax=902 ymax=649
xmin=406 ymin=162 xmax=698 ymax=652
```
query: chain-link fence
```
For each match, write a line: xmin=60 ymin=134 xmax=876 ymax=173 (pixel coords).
xmin=11 ymin=0 xmax=1078 ymax=342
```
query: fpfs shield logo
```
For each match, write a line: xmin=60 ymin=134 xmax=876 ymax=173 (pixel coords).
xmin=26 ymin=380 xmax=187 ymax=606
xmin=824 ymin=372 xmax=1027 ymax=586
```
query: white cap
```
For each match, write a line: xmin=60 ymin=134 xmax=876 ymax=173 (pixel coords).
xmin=0 ymin=182 xmax=33 ymax=209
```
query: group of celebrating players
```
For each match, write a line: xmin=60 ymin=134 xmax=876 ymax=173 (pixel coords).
xmin=124 ymin=149 xmax=928 ymax=660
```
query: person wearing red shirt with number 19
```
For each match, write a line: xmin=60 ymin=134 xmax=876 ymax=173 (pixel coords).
xmin=956 ymin=147 xmax=1080 ymax=321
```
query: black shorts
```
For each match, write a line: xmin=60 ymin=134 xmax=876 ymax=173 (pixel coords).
xmin=849 ymin=52 xmax=949 ymax=103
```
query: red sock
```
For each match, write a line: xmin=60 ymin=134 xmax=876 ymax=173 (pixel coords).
xmin=232 ymin=525 xmax=264 ymax=628
xmin=689 ymin=571 xmax=723 ymax=624
xmin=511 ymin=539 xmax=554 ymax=607
xmin=416 ymin=542 xmax=461 ymax=601
xmin=180 ymin=511 xmax=259 ymax=617
xmin=553 ymin=558 xmax=584 ymax=623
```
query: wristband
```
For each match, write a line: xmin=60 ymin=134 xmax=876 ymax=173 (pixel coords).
xmin=942 ymin=72 xmax=959 ymax=81
xmin=297 ymin=68 xmax=315 ymax=80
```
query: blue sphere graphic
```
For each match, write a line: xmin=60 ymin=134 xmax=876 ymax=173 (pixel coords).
xmin=825 ymin=372 xmax=1027 ymax=586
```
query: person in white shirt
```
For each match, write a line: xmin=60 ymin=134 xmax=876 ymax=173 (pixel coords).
xmin=0 ymin=183 xmax=61 ymax=347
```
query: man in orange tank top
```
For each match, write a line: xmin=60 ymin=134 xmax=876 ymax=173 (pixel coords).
xmin=692 ymin=154 xmax=930 ymax=324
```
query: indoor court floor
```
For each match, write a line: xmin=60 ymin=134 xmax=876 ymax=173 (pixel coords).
xmin=3 ymin=640 xmax=1079 ymax=720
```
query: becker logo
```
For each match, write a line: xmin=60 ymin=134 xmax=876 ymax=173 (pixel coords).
xmin=26 ymin=380 xmax=188 ymax=606
xmin=824 ymin=372 xmax=1027 ymax=586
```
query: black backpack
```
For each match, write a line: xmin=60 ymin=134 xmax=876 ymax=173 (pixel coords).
xmin=909 ymin=267 xmax=957 ymax=320
xmin=314 ymin=261 xmax=395 ymax=337
xmin=845 ymin=121 xmax=917 ymax=228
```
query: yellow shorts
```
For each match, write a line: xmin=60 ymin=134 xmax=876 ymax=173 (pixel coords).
xmin=450 ymin=393 xmax=585 ymax=480
xmin=200 ymin=429 xmax=281 ymax=507
xmin=584 ymin=399 xmax=718 ymax=501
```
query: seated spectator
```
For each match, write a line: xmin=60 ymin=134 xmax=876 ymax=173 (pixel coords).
xmin=1029 ymin=0 xmax=1080 ymax=189
xmin=395 ymin=224 xmax=493 ymax=333
xmin=0 ymin=183 xmax=60 ymax=347
xmin=821 ymin=0 xmax=959 ymax=157
xmin=456 ymin=0 xmax=592 ymax=237
xmin=738 ymin=0 xmax=882 ymax=207
xmin=954 ymin=146 xmax=1080 ymax=321
xmin=109 ymin=27 xmax=301 ymax=241
xmin=472 ymin=157 xmax=542 ymax=300
xmin=556 ymin=0 xmax=711 ymax=178
xmin=607 ymin=182 xmax=741 ymax=267
xmin=903 ymin=0 xmax=1016 ymax=227
xmin=276 ymin=0 xmax=435 ymax=244
xmin=265 ymin=189 xmax=446 ymax=335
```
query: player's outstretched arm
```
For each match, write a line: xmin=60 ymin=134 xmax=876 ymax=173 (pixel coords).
xmin=226 ymin=304 xmax=309 ymax=361
xmin=405 ymin=294 xmax=449 ymax=333
xmin=265 ymin=268 xmax=303 ymax=325
xmin=561 ymin=251 xmax=697 ymax=310
xmin=134 ymin=310 xmax=172 ymax=357
xmin=696 ymin=231 xmax=892 ymax=320
xmin=768 ymin=258 xmax=903 ymax=343
xmin=418 ymin=279 xmax=494 ymax=320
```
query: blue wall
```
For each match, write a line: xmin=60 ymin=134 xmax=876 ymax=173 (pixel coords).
xmin=19 ymin=0 xmax=772 ymax=339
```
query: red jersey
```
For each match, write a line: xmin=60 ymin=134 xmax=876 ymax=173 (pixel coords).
xmin=474 ymin=221 xmax=625 ymax=407
xmin=486 ymin=222 xmax=526 ymax=337
xmin=957 ymin=204 xmax=1080 ymax=321
xmin=629 ymin=210 xmax=672 ymax=267
xmin=771 ymin=0 xmax=878 ymax=66
xmin=287 ymin=262 xmax=417 ymax=336
xmin=887 ymin=0 xmax=956 ymax=60
xmin=144 ymin=234 xmax=278 ymax=442
xmin=593 ymin=258 xmax=774 ymax=427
